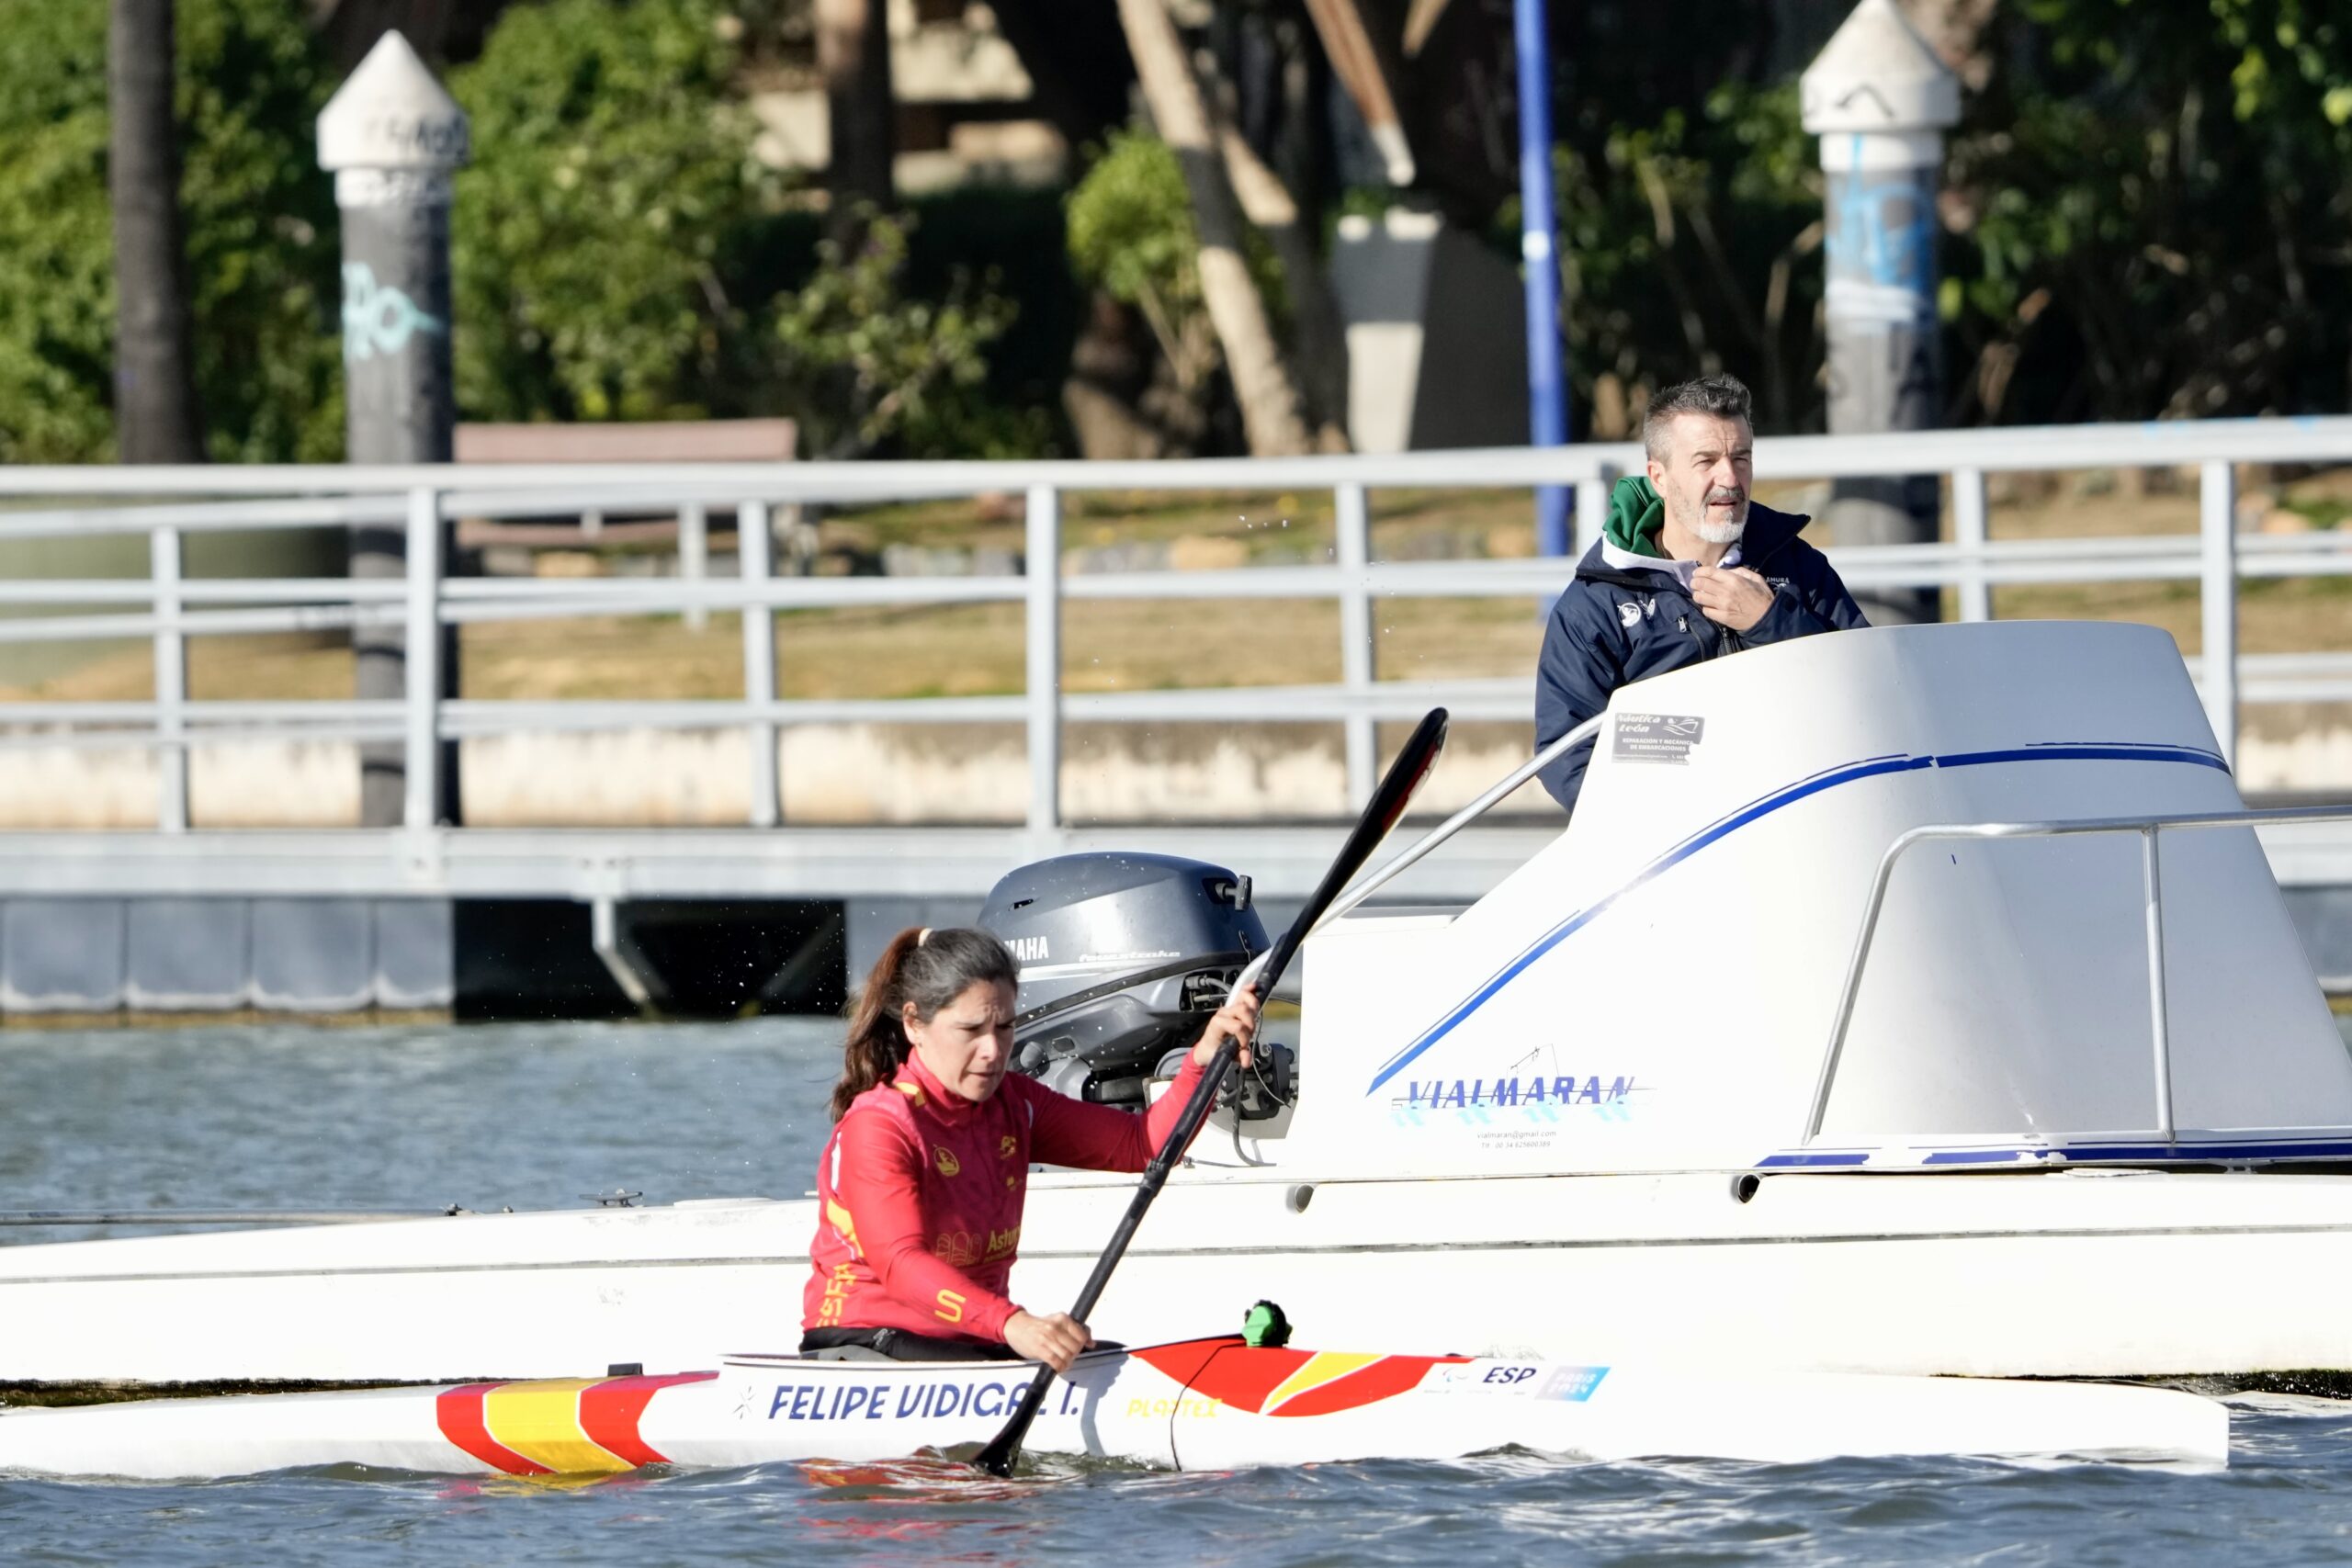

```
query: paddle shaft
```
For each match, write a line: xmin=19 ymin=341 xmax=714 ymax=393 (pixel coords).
xmin=975 ymin=707 xmax=1450 ymax=1476
xmin=968 ymin=1010 xmax=1245 ymax=1476
xmin=1046 ymin=1034 xmax=1238 ymax=1337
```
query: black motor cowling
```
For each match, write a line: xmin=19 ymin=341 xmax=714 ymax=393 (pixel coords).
xmin=977 ymin=852 xmax=1266 ymax=1107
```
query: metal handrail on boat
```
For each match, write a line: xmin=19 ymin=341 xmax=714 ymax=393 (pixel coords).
xmin=1317 ymin=715 xmax=1600 ymax=930
xmin=1803 ymin=802 xmax=2352 ymax=1147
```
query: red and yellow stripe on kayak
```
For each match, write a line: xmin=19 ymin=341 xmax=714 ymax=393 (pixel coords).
xmin=436 ymin=1372 xmax=715 ymax=1475
xmin=1135 ymin=1340 xmax=1472 ymax=1417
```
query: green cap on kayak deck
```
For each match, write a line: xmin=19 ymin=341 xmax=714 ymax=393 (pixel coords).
xmin=1243 ymin=1301 xmax=1292 ymax=1348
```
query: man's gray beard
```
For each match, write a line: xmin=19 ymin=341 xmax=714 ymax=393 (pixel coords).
xmin=1695 ymin=515 xmax=1746 ymax=545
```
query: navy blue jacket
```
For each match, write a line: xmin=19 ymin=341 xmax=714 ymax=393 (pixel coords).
xmin=1534 ymin=502 xmax=1868 ymax=812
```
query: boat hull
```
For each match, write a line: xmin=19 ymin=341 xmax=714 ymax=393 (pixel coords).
xmin=9 ymin=1169 xmax=2352 ymax=1389
xmin=0 ymin=1339 xmax=2228 ymax=1480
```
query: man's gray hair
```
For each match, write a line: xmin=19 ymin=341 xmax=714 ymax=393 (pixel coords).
xmin=1642 ymin=374 xmax=1753 ymax=463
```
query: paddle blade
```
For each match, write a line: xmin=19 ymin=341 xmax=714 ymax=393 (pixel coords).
xmin=973 ymin=1366 xmax=1052 ymax=1476
xmin=1257 ymin=706 xmax=1449 ymax=994
xmin=1364 ymin=707 xmax=1450 ymax=843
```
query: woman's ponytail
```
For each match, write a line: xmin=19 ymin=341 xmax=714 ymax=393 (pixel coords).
xmin=829 ymin=926 xmax=1020 ymax=1121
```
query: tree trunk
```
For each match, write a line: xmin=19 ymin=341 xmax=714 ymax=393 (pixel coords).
xmin=1297 ymin=0 xmax=1413 ymax=184
xmin=819 ymin=0 xmax=894 ymax=237
xmin=1115 ymin=0 xmax=1311 ymax=457
xmin=108 ymin=0 xmax=205 ymax=464
xmin=1216 ymin=114 xmax=1351 ymax=451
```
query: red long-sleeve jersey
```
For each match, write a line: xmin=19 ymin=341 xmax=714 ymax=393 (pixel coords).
xmin=804 ymin=1048 xmax=1208 ymax=1344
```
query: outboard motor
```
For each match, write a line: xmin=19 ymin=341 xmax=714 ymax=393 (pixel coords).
xmin=978 ymin=852 xmax=1289 ymax=1112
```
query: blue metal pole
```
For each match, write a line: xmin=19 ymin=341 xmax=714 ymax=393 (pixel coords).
xmin=1515 ymin=0 xmax=1571 ymax=554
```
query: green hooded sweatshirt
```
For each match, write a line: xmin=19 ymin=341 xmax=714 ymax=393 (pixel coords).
xmin=1602 ymin=475 xmax=1667 ymax=559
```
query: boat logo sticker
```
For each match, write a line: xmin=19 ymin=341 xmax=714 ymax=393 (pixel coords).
xmin=1612 ymin=713 xmax=1704 ymax=764
xmin=1390 ymin=1073 xmax=1640 ymax=1135
xmin=1537 ymin=1366 xmax=1609 ymax=1402
xmin=933 ymin=1147 xmax=960 ymax=1178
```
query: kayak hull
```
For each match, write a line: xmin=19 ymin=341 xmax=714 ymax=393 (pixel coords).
xmin=0 ymin=1338 xmax=2229 ymax=1481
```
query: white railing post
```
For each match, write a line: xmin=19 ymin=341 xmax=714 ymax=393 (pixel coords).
xmin=1574 ymin=463 xmax=1612 ymax=558
xmin=150 ymin=524 xmax=188 ymax=832
xmin=1025 ymin=484 xmax=1060 ymax=833
xmin=402 ymin=488 xmax=442 ymax=830
xmin=1952 ymin=467 xmax=1990 ymax=623
xmin=2199 ymin=460 xmax=2239 ymax=767
xmin=680 ymin=502 xmax=708 ymax=633
xmin=739 ymin=500 xmax=779 ymax=828
xmin=1335 ymin=481 xmax=1376 ymax=808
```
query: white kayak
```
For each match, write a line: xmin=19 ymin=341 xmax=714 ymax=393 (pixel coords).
xmin=0 ymin=1336 xmax=2227 ymax=1480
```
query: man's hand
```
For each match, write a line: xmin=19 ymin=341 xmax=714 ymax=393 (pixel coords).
xmin=1004 ymin=1309 xmax=1092 ymax=1372
xmin=1691 ymin=565 xmax=1775 ymax=633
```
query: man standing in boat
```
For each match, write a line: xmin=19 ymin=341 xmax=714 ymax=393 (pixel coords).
xmin=803 ymin=926 xmax=1257 ymax=1371
xmin=1535 ymin=374 xmax=1869 ymax=812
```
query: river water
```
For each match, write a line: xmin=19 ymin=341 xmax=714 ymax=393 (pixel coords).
xmin=7 ymin=1016 xmax=2352 ymax=1566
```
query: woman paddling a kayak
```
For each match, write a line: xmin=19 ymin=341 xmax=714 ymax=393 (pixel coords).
xmin=804 ymin=926 xmax=1258 ymax=1372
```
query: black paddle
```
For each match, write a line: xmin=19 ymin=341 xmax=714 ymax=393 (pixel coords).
xmin=973 ymin=706 xmax=1452 ymax=1477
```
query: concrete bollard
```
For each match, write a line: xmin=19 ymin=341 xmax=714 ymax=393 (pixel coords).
xmin=1803 ymin=0 xmax=1959 ymax=626
xmin=319 ymin=32 xmax=469 ymax=825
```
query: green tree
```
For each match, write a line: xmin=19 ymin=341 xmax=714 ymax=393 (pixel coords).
xmin=1546 ymin=82 xmax=1822 ymax=436
xmin=1068 ymin=130 xmax=1217 ymax=396
xmin=448 ymin=0 xmax=1032 ymax=456
xmin=1945 ymin=0 xmax=2352 ymax=423
xmin=773 ymin=209 xmax=1021 ymax=459
xmin=178 ymin=0 xmax=339 ymax=461
xmin=448 ymin=0 xmax=770 ymax=423
xmin=1522 ymin=0 xmax=2352 ymax=434
xmin=1066 ymin=127 xmax=1289 ymax=446
xmin=0 ymin=0 xmax=338 ymax=464
xmin=0 ymin=4 xmax=116 ymax=463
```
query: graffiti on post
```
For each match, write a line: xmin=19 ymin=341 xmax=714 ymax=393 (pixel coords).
xmin=341 ymin=263 xmax=444 ymax=362
xmin=1824 ymin=164 xmax=1937 ymax=333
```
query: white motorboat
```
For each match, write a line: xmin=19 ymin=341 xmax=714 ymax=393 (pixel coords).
xmin=0 ymin=1336 xmax=2230 ymax=1479
xmin=6 ymin=622 xmax=2352 ymax=1390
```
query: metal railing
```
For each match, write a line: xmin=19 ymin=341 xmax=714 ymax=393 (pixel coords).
xmin=0 ymin=415 xmax=2349 ymax=836
xmin=1803 ymin=802 xmax=2352 ymax=1146
xmin=1323 ymin=714 xmax=1605 ymax=926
